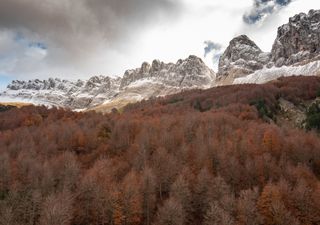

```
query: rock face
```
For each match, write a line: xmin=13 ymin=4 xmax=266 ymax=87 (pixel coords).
xmin=120 ymin=55 xmax=215 ymax=89
xmin=5 ymin=76 xmax=121 ymax=109
xmin=271 ymin=9 xmax=320 ymax=67
xmin=217 ymin=35 xmax=270 ymax=79
xmin=0 ymin=56 xmax=215 ymax=111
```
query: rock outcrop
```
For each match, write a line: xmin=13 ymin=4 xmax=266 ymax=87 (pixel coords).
xmin=120 ymin=55 xmax=215 ymax=89
xmin=271 ymin=9 xmax=320 ymax=67
xmin=217 ymin=35 xmax=270 ymax=79
xmin=4 ymin=76 xmax=121 ymax=109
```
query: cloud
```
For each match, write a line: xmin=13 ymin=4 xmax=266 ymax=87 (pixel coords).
xmin=204 ymin=41 xmax=222 ymax=57
xmin=203 ymin=41 xmax=223 ymax=68
xmin=243 ymin=0 xmax=292 ymax=24
xmin=0 ymin=0 xmax=182 ymax=79
xmin=0 ymin=0 xmax=181 ymax=47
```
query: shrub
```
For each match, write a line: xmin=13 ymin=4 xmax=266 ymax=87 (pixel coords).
xmin=305 ymin=101 xmax=320 ymax=131
xmin=250 ymin=99 xmax=274 ymax=120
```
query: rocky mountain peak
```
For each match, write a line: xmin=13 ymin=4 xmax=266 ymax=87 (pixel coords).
xmin=175 ymin=55 xmax=205 ymax=68
xmin=217 ymin=35 xmax=270 ymax=79
xmin=227 ymin=35 xmax=262 ymax=56
xmin=151 ymin=59 xmax=162 ymax=72
xmin=85 ymin=75 xmax=112 ymax=91
xmin=140 ymin=62 xmax=151 ymax=74
xmin=271 ymin=9 xmax=320 ymax=67
xmin=186 ymin=55 xmax=204 ymax=62
xmin=120 ymin=55 xmax=215 ymax=89
xmin=173 ymin=55 xmax=215 ymax=87
xmin=8 ymin=78 xmax=65 ymax=91
xmin=175 ymin=55 xmax=209 ymax=75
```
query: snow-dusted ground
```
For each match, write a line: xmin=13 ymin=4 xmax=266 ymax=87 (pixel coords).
xmin=0 ymin=95 xmax=32 ymax=103
xmin=124 ymin=78 xmax=161 ymax=88
xmin=234 ymin=60 xmax=320 ymax=84
xmin=0 ymin=89 xmax=66 ymax=105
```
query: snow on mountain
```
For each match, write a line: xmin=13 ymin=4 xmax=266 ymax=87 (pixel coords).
xmin=234 ymin=60 xmax=320 ymax=84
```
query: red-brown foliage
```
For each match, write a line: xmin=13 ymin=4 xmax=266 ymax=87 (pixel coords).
xmin=0 ymin=76 xmax=320 ymax=225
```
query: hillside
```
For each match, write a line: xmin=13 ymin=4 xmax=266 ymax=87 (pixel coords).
xmin=0 ymin=76 xmax=320 ymax=225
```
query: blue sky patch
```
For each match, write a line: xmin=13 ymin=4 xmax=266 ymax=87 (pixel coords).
xmin=28 ymin=42 xmax=47 ymax=50
xmin=0 ymin=74 xmax=12 ymax=91
xmin=14 ymin=32 xmax=47 ymax=50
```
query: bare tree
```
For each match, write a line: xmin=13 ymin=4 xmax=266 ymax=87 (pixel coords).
xmin=204 ymin=201 xmax=234 ymax=225
xmin=237 ymin=187 xmax=263 ymax=225
xmin=0 ymin=206 xmax=15 ymax=225
xmin=0 ymin=153 xmax=10 ymax=194
xmin=151 ymin=147 xmax=178 ymax=200
xmin=39 ymin=191 xmax=73 ymax=225
xmin=170 ymin=174 xmax=192 ymax=221
xmin=154 ymin=197 xmax=185 ymax=225
xmin=269 ymin=199 xmax=300 ymax=225
xmin=121 ymin=170 xmax=143 ymax=225
xmin=142 ymin=167 xmax=156 ymax=225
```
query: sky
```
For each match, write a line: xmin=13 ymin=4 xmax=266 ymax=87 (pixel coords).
xmin=0 ymin=0 xmax=320 ymax=86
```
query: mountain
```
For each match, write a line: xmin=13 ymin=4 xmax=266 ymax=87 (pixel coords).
xmin=216 ymin=35 xmax=270 ymax=80
xmin=0 ymin=55 xmax=215 ymax=111
xmin=271 ymin=9 xmax=320 ymax=67
xmin=3 ymin=76 xmax=121 ymax=110
xmin=218 ymin=9 xmax=320 ymax=85
xmin=1 ymin=10 xmax=320 ymax=111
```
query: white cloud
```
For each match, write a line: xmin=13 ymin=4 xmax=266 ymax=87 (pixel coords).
xmin=128 ymin=0 xmax=252 ymax=71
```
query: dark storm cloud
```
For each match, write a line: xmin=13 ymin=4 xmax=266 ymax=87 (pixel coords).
xmin=243 ymin=0 xmax=292 ymax=24
xmin=275 ymin=0 xmax=291 ymax=6
xmin=0 ymin=0 xmax=182 ymax=74
xmin=0 ymin=0 xmax=180 ymax=40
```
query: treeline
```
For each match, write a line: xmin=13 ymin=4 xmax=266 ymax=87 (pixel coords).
xmin=0 ymin=76 xmax=320 ymax=225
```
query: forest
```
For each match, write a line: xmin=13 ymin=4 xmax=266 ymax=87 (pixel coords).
xmin=0 ymin=76 xmax=320 ymax=225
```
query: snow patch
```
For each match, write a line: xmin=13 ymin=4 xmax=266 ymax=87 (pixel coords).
xmin=233 ymin=60 xmax=320 ymax=84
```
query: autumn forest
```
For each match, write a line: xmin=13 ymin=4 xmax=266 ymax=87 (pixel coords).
xmin=1 ymin=76 xmax=320 ymax=225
